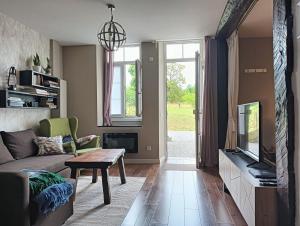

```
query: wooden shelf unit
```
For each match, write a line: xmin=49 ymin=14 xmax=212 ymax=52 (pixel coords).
xmin=0 ymin=70 xmax=60 ymax=109
xmin=219 ymin=150 xmax=277 ymax=226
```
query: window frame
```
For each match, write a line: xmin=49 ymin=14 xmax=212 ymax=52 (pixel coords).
xmin=165 ymin=41 xmax=202 ymax=61
xmin=111 ymin=44 xmax=142 ymax=122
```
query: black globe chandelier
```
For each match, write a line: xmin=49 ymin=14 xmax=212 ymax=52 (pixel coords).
xmin=97 ymin=4 xmax=126 ymax=52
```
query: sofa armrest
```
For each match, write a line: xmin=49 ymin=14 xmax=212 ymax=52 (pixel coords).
xmin=77 ymin=136 xmax=100 ymax=150
xmin=0 ymin=171 xmax=30 ymax=226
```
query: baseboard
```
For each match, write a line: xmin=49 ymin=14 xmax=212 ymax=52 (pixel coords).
xmin=124 ymin=158 xmax=160 ymax=164
xmin=159 ymin=156 xmax=166 ymax=164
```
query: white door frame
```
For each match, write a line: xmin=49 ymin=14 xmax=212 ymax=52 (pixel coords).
xmin=163 ymin=40 xmax=204 ymax=162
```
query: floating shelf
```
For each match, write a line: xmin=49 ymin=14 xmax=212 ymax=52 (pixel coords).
xmin=8 ymin=90 xmax=58 ymax=98
xmin=0 ymin=70 xmax=60 ymax=109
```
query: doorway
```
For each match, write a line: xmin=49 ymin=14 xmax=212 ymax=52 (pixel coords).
xmin=164 ymin=42 xmax=202 ymax=164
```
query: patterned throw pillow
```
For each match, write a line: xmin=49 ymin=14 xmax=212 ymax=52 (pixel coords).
xmin=34 ymin=136 xmax=65 ymax=156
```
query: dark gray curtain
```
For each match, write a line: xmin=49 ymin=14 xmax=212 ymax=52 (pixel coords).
xmin=200 ymin=37 xmax=218 ymax=167
xmin=216 ymin=39 xmax=228 ymax=149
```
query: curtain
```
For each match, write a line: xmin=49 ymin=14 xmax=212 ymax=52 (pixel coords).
xmin=199 ymin=37 xmax=218 ymax=167
xmin=103 ymin=50 xmax=114 ymax=126
xmin=135 ymin=59 xmax=142 ymax=117
xmin=225 ymin=30 xmax=239 ymax=149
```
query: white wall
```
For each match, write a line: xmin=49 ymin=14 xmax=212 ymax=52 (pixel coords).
xmin=0 ymin=12 xmax=50 ymax=131
xmin=292 ymin=1 xmax=300 ymax=225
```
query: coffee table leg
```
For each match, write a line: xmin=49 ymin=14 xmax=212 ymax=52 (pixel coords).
xmin=101 ymin=168 xmax=111 ymax=204
xmin=118 ymin=156 xmax=126 ymax=184
xmin=70 ymin=168 xmax=78 ymax=179
xmin=92 ymin=168 xmax=98 ymax=183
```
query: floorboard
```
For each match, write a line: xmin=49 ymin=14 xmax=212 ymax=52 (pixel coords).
xmin=81 ymin=162 xmax=247 ymax=226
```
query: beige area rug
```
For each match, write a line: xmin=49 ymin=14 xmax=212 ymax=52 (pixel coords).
xmin=64 ymin=176 xmax=146 ymax=226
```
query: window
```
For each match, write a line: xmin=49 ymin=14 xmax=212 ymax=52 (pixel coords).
xmin=166 ymin=43 xmax=200 ymax=60
xmin=111 ymin=45 xmax=142 ymax=121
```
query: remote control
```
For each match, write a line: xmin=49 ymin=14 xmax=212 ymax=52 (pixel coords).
xmin=259 ymin=181 xmax=277 ymax=186
xmin=259 ymin=178 xmax=277 ymax=183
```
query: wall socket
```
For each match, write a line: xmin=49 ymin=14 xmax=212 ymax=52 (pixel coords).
xmin=146 ymin=145 xmax=152 ymax=151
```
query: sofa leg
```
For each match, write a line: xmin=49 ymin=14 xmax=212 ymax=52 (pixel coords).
xmin=92 ymin=169 xmax=98 ymax=183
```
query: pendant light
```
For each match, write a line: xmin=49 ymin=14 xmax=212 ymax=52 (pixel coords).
xmin=97 ymin=4 xmax=126 ymax=51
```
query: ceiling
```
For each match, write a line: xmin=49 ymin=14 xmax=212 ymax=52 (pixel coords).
xmin=239 ymin=0 xmax=273 ymax=38
xmin=0 ymin=0 xmax=227 ymax=46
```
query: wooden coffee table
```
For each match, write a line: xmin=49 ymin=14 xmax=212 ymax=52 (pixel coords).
xmin=65 ymin=148 xmax=126 ymax=204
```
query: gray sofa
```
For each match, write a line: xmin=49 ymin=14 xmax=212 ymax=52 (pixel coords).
xmin=0 ymin=129 xmax=75 ymax=226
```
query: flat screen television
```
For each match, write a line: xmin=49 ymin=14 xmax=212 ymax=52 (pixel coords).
xmin=237 ymin=102 xmax=261 ymax=162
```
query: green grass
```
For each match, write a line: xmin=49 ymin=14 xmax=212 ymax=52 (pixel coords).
xmin=167 ymin=103 xmax=195 ymax=131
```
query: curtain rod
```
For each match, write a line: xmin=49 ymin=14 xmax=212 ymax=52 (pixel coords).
xmin=237 ymin=0 xmax=259 ymax=30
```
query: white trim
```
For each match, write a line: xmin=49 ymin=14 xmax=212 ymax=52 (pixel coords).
xmin=159 ymin=156 xmax=166 ymax=164
xmin=124 ymin=158 xmax=160 ymax=164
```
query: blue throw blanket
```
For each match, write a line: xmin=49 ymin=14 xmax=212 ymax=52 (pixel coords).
xmin=33 ymin=182 xmax=73 ymax=214
xmin=22 ymin=169 xmax=74 ymax=215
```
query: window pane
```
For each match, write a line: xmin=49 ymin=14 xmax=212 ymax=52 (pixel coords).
xmin=124 ymin=46 xmax=140 ymax=61
xmin=111 ymin=66 xmax=122 ymax=115
xmin=166 ymin=44 xmax=182 ymax=59
xmin=125 ymin=64 xmax=136 ymax=117
xmin=114 ymin=47 xmax=124 ymax=62
xmin=183 ymin=43 xmax=200 ymax=58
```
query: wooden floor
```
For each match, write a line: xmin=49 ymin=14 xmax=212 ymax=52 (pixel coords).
xmin=101 ymin=162 xmax=247 ymax=226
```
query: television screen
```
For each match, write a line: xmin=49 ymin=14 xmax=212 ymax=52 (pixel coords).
xmin=237 ymin=102 xmax=260 ymax=161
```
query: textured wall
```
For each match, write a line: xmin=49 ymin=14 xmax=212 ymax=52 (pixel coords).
xmin=292 ymin=1 xmax=300 ymax=225
xmin=0 ymin=12 xmax=50 ymax=131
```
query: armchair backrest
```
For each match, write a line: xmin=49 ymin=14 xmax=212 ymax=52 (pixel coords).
xmin=40 ymin=118 xmax=70 ymax=137
xmin=39 ymin=117 xmax=79 ymax=154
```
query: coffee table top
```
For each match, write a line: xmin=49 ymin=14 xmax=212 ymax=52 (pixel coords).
xmin=65 ymin=148 xmax=125 ymax=168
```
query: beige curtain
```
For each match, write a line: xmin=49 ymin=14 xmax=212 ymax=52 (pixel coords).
xmin=225 ymin=30 xmax=239 ymax=149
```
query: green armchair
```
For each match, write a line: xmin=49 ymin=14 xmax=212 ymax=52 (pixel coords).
xmin=39 ymin=117 xmax=100 ymax=155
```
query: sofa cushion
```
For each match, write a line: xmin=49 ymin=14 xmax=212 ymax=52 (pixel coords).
xmin=0 ymin=154 xmax=74 ymax=173
xmin=34 ymin=136 xmax=65 ymax=156
xmin=1 ymin=129 xmax=38 ymax=159
xmin=0 ymin=136 xmax=14 ymax=164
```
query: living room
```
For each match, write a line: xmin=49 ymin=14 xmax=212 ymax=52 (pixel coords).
xmin=0 ymin=0 xmax=299 ymax=226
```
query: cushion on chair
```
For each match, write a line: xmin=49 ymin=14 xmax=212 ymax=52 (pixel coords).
xmin=0 ymin=136 xmax=14 ymax=164
xmin=39 ymin=118 xmax=77 ymax=154
xmin=1 ymin=129 xmax=38 ymax=160
xmin=34 ymin=136 xmax=65 ymax=156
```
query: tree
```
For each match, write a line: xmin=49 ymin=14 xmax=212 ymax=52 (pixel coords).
xmin=182 ymin=85 xmax=196 ymax=107
xmin=167 ymin=63 xmax=186 ymax=107
xmin=126 ymin=64 xmax=136 ymax=115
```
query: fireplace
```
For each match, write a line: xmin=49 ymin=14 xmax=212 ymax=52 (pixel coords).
xmin=102 ymin=133 xmax=138 ymax=153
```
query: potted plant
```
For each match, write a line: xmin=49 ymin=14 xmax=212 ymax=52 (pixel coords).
xmin=43 ymin=57 xmax=52 ymax=75
xmin=32 ymin=53 xmax=42 ymax=72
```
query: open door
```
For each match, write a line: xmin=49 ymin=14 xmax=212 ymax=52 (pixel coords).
xmin=195 ymin=51 xmax=204 ymax=168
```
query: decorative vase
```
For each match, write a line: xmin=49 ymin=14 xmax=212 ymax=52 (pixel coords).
xmin=33 ymin=65 xmax=42 ymax=72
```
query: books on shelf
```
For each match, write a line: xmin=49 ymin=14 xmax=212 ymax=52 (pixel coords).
xmin=40 ymin=98 xmax=57 ymax=109
xmin=8 ymin=97 xmax=24 ymax=107
xmin=18 ymin=87 xmax=49 ymax=95
xmin=43 ymin=80 xmax=59 ymax=89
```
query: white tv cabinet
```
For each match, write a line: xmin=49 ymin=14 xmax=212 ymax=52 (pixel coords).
xmin=219 ymin=149 xmax=277 ymax=226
